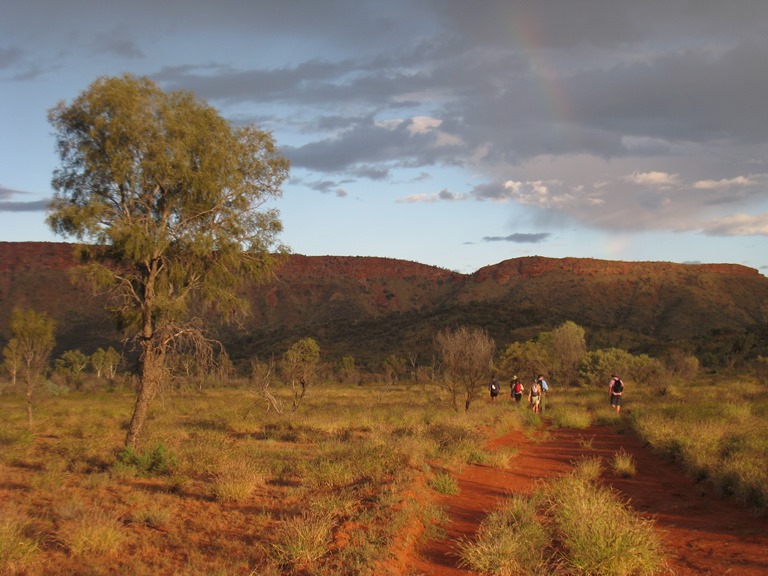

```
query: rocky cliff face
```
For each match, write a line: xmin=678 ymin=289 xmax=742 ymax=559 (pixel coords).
xmin=0 ymin=241 xmax=766 ymax=367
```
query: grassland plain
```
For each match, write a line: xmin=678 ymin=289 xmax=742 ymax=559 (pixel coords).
xmin=1 ymin=375 xmax=767 ymax=575
xmin=0 ymin=381 xmax=528 ymax=575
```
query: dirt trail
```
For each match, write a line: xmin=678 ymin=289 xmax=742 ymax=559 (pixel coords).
xmin=402 ymin=424 xmax=768 ymax=576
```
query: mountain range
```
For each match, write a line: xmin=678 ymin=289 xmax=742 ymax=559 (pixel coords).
xmin=1 ymin=242 xmax=766 ymax=371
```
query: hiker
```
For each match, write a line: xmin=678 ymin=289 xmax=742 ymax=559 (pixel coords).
xmin=510 ymin=375 xmax=524 ymax=403
xmin=609 ymin=374 xmax=624 ymax=413
xmin=528 ymin=377 xmax=542 ymax=413
xmin=536 ymin=374 xmax=549 ymax=412
xmin=489 ymin=374 xmax=500 ymax=401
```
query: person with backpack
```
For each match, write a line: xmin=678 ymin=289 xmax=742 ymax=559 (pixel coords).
xmin=510 ymin=375 xmax=524 ymax=403
xmin=609 ymin=374 xmax=624 ymax=413
xmin=528 ymin=377 xmax=542 ymax=413
xmin=489 ymin=374 xmax=501 ymax=401
xmin=536 ymin=374 xmax=549 ymax=412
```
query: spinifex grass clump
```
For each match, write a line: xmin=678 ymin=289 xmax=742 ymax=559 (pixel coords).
xmin=0 ymin=506 xmax=39 ymax=574
xmin=458 ymin=457 xmax=665 ymax=576
xmin=458 ymin=494 xmax=551 ymax=576
xmin=429 ymin=471 xmax=460 ymax=495
xmin=612 ymin=448 xmax=637 ymax=478
xmin=548 ymin=460 xmax=665 ymax=576
xmin=57 ymin=508 xmax=126 ymax=557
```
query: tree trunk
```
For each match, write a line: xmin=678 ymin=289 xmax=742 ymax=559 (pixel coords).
xmin=124 ymin=346 xmax=163 ymax=449
xmin=25 ymin=376 xmax=33 ymax=430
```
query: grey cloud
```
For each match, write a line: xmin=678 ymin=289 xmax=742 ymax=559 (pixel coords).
xmin=0 ymin=199 xmax=50 ymax=212
xmin=483 ymin=233 xmax=551 ymax=244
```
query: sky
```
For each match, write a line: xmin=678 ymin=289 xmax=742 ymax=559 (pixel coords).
xmin=2 ymin=1 xmax=768 ymax=274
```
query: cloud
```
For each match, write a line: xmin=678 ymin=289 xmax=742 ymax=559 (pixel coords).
xmin=397 ymin=189 xmax=467 ymax=203
xmin=624 ymin=171 xmax=680 ymax=187
xmin=693 ymin=176 xmax=757 ymax=190
xmin=482 ymin=233 xmax=551 ymax=244
xmin=0 ymin=200 xmax=50 ymax=212
xmin=701 ymin=213 xmax=768 ymax=236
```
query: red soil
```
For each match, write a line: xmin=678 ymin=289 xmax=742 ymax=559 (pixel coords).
xmin=399 ymin=424 xmax=768 ymax=576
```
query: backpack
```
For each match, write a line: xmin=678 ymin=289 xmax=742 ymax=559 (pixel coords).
xmin=514 ymin=381 xmax=522 ymax=393
xmin=530 ymin=382 xmax=540 ymax=397
xmin=612 ymin=378 xmax=624 ymax=393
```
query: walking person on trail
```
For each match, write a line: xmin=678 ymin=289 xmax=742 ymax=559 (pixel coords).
xmin=609 ymin=374 xmax=624 ymax=413
xmin=489 ymin=374 xmax=500 ymax=401
xmin=528 ymin=377 xmax=542 ymax=413
xmin=510 ymin=375 xmax=524 ymax=403
xmin=536 ymin=374 xmax=549 ymax=412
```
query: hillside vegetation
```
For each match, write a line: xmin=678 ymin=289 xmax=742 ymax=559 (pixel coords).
xmin=1 ymin=242 xmax=767 ymax=370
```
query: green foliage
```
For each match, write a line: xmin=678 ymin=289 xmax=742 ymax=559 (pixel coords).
xmin=499 ymin=339 xmax=549 ymax=381
xmin=578 ymin=347 xmax=665 ymax=388
xmin=9 ymin=307 xmax=56 ymax=426
xmin=116 ymin=443 xmax=179 ymax=476
xmin=54 ymin=349 xmax=89 ymax=389
xmin=280 ymin=337 xmax=321 ymax=412
xmin=429 ymin=471 xmax=460 ymax=495
xmin=47 ymin=73 xmax=289 ymax=447
xmin=335 ymin=354 xmax=358 ymax=384
xmin=90 ymin=346 xmax=121 ymax=382
xmin=548 ymin=320 xmax=587 ymax=386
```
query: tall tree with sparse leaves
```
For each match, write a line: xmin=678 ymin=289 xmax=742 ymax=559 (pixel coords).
xmin=47 ymin=74 xmax=289 ymax=448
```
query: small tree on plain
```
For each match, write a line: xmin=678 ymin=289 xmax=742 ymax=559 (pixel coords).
xmin=9 ymin=307 xmax=56 ymax=428
xmin=91 ymin=346 xmax=122 ymax=382
xmin=499 ymin=340 xmax=550 ymax=384
xmin=548 ymin=320 xmax=587 ymax=387
xmin=47 ymin=74 xmax=289 ymax=448
xmin=279 ymin=338 xmax=320 ymax=413
xmin=335 ymin=355 xmax=358 ymax=384
xmin=54 ymin=349 xmax=89 ymax=390
xmin=434 ymin=326 xmax=495 ymax=411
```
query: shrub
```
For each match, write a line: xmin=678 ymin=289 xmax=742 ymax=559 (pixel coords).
xmin=548 ymin=471 xmax=665 ymax=576
xmin=211 ymin=458 xmax=264 ymax=503
xmin=116 ymin=443 xmax=179 ymax=476
xmin=458 ymin=494 xmax=550 ymax=576
xmin=612 ymin=448 xmax=637 ymax=478
xmin=429 ymin=472 xmax=459 ymax=495
xmin=269 ymin=511 xmax=334 ymax=571
xmin=58 ymin=508 xmax=125 ymax=557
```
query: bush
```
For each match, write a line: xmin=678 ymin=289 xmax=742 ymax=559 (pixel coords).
xmin=115 ymin=443 xmax=178 ymax=476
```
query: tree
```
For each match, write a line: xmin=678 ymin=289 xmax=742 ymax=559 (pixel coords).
xmin=335 ymin=355 xmax=358 ymax=384
xmin=47 ymin=74 xmax=289 ymax=448
xmin=499 ymin=340 xmax=550 ymax=384
xmin=381 ymin=354 xmax=405 ymax=387
xmin=434 ymin=326 xmax=495 ymax=411
xmin=91 ymin=346 xmax=121 ymax=382
xmin=279 ymin=338 xmax=321 ymax=413
xmin=548 ymin=321 xmax=587 ymax=387
xmin=54 ymin=349 xmax=89 ymax=389
xmin=9 ymin=308 xmax=56 ymax=428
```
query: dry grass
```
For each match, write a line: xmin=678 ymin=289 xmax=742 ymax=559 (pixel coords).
xmin=0 ymin=381 xmax=528 ymax=575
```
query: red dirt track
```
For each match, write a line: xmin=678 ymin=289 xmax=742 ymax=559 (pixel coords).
xmin=399 ymin=424 xmax=768 ymax=576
